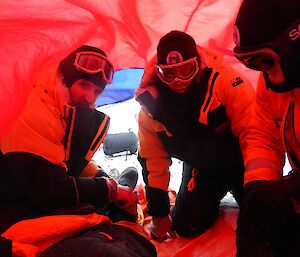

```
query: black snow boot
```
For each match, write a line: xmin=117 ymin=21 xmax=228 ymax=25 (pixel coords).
xmin=118 ymin=167 xmax=138 ymax=190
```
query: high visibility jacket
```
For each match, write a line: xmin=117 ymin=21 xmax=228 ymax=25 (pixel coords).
xmin=0 ymin=67 xmax=110 ymax=232
xmin=1 ymin=214 xmax=156 ymax=257
xmin=2 ymin=213 xmax=111 ymax=257
xmin=135 ymin=46 xmax=255 ymax=216
xmin=1 ymin=68 xmax=110 ymax=170
xmin=243 ymin=73 xmax=300 ymax=184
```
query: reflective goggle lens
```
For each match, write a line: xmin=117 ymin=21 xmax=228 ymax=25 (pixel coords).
xmin=156 ymin=57 xmax=199 ymax=83
xmin=74 ymin=51 xmax=114 ymax=83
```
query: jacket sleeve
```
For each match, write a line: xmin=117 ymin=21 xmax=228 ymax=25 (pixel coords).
xmin=138 ymin=108 xmax=172 ymax=216
xmin=216 ymin=66 xmax=255 ymax=152
xmin=242 ymin=75 xmax=285 ymax=184
xmin=3 ymin=152 xmax=110 ymax=212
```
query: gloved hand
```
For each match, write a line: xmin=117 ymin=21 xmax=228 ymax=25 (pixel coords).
xmin=243 ymin=180 xmax=294 ymax=218
xmin=114 ymin=185 xmax=138 ymax=216
xmin=149 ymin=216 xmax=176 ymax=242
xmin=106 ymin=178 xmax=138 ymax=216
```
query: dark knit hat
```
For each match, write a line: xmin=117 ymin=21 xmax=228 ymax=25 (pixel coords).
xmin=157 ymin=30 xmax=198 ymax=64
xmin=234 ymin=0 xmax=300 ymax=53
xmin=58 ymin=45 xmax=109 ymax=88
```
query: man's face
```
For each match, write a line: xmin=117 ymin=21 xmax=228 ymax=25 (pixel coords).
xmin=69 ymin=79 xmax=105 ymax=109
xmin=165 ymin=79 xmax=193 ymax=93
xmin=234 ymin=47 xmax=286 ymax=85
xmin=233 ymin=19 xmax=300 ymax=87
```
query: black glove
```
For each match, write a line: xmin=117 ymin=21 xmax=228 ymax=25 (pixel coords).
xmin=244 ymin=180 xmax=290 ymax=212
xmin=243 ymin=180 xmax=298 ymax=227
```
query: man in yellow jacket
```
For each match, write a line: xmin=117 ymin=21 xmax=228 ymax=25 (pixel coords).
xmin=0 ymin=45 xmax=158 ymax=257
xmin=135 ymin=30 xmax=255 ymax=240
xmin=233 ymin=0 xmax=300 ymax=257
xmin=0 ymin=45 xmax=138 ymax=232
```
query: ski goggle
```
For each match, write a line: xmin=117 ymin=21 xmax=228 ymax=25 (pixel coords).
xmin=234 ymin=48 xmax=280 ymax=71
xmin=74 ymin=51 xmax=114 ymax=84
xmin=156 ymin=57 xmax=199 ymax=84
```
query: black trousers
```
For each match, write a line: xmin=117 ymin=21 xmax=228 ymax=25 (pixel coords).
xmin=236 ymin=176 xmax=300 ymax=257
xmin=171 ymin=162 xmax=243 ymax=237
xmin=41 ymin=223 xmax=157 ymax=257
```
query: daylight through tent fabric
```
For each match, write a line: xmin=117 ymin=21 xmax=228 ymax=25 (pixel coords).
xmin=0 ymin=0 xmax=260 ymax=138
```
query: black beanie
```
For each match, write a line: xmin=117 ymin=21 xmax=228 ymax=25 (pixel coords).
xmin=58 ymin=45 xmax=109 ymax=88
xmin=234 ymin=0 xmax=300 ymax=52
xmin=157 ymin=30 xmax=198 ymax=64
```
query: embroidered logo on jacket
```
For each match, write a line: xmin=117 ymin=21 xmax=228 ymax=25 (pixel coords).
xmin=230 ymin=77 xmax=244 ymax=87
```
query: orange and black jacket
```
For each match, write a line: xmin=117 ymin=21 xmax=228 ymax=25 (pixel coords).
xmin=0 ymin=68 xmax=110 ymax=232
xmin=136 ymin=47 xmax=255 ymax=216
xmin=243 ymin=74 xmax=300 ymax=184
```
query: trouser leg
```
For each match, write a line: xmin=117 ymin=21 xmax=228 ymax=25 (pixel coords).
xmin=171 ymin=163 xmax=228 ymax=237
xmin=236 ymin=202 xmax=274 ymax=257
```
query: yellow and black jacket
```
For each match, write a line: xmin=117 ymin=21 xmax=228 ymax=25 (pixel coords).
xmin=0 ymin=68 xmax=110 ymax=232
xmin=136 ymin=47 xmax=255 ymax=216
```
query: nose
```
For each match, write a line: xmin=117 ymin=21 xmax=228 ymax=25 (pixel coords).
xmin=266 ymin=63 xmax=285 ymax=84
xmin=84 ymin=92 xmax=96 ymax=104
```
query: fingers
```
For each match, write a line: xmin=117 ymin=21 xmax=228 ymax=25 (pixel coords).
xmin=122 ymin=202 xmax=137 ymax=216
xmin=114 ymin=186 xmax=138 ymax=215
xmin=114 ymin=199 xmax=137 ymax=215
xmin=149 ymin=228 xmax=177 ymax=242
xmin=150 ymin=231 xmax=167 ymax=242
xmin=149 ymin=216 xmax=175 ymax=241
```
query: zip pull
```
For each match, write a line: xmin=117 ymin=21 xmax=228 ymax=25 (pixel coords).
xmin=187 ymin=168 xmax=198 ymax=192
xmin=99 ymin=232 xmax=113 ymax=240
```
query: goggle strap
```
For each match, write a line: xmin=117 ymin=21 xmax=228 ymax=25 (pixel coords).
xmin=157 ymin=57 xmax=198 ymax=69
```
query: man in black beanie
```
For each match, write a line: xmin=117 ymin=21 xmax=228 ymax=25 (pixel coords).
xmin=233 ymin=1 xmax=300 ymax=257
xmin=135 ymin=30 xmax=255 ymax=240
xmin=58 ymin=45 xmax=113 ymax=108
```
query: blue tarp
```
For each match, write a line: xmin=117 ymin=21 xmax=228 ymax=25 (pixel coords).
xmin=96 ymin=68 xmax=144 ymax=107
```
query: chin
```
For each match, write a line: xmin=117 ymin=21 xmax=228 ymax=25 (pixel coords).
xmin=264 ymin=73 xmax=297 ymax=93
xmin=267 ymin=75 xmax=285 ymax=85
xmin=170 ymin=82 xmax=190 ymax=93
xmin=74 ymin=103 xmax=93 ymax=109
xmin=176 ymin=88 xmax=189 ymax=94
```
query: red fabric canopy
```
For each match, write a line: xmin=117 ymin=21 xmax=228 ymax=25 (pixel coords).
xmin=0 ymin=0 xmax=258 ymax=138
